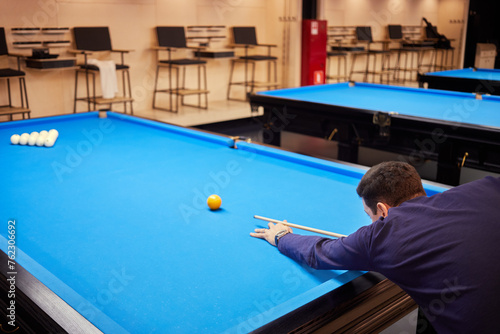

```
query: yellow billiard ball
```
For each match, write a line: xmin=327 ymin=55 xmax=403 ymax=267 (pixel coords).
xmin=207 ymin=194 xmax=222 ymax=210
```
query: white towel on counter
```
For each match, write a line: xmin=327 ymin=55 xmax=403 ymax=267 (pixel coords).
xmin=87 ymin=59 xmax=118 ymax=99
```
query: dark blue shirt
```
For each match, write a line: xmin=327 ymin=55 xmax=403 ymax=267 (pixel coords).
xmin=278 ymin=176 xmax=500 ymax=333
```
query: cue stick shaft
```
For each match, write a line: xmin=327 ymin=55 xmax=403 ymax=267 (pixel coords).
xmin=254 ymin=215 xmax=347 ymax=238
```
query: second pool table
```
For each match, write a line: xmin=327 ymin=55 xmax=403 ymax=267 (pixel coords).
xmin=250 ymin=82 xmax=500 ymax=185
xmin=418 ymin=67 xmax=500 ymax=95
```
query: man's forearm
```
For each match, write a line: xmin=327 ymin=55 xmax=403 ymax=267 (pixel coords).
xmin=277 ymin=233 xmax=369 ymax=271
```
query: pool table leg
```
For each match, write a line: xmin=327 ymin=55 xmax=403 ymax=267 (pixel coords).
xmin=259 ymin=107 xmax=360 ymax=163
xmin=259 ymin=106 xmax=291 ymax=146
xmin=264 ymin=126 xmax=281 ymax=146
xmin=337 ymin=123 xmax=359 ymax=163
xmin=337 ymin=142 xmax=359 ymax=163
xmin=437 ymin=141 xmax=461 ymax=186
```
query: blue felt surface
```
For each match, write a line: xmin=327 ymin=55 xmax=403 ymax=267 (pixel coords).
xmin=426 ymin=68 xmax=500 ymax=81
xmin=257 ymin=82 xmax=500 ymax=129
xmin=0 ymin=113 xmax=446 ymax=333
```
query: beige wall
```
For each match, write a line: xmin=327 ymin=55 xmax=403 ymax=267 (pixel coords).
xmin=0 ymin=0 xmax=468 ymax=119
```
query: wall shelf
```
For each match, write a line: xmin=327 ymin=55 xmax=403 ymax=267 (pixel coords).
xmin=11 ymin=27 xmax=40 ymax=35
xmin=43 ymin=41 xmax=71 ymax=47
xmin=10 ymin=27 xmax=71 ymax=48
xmin=186 ymin=25 xmax=227 ymax=48
xmin=402 ymin=25 xmax=423 ymax=40
xmin=9 ymin=27 xmax=75 ymax=70
xmin=41 ymin=27 xmax=70 ymax=35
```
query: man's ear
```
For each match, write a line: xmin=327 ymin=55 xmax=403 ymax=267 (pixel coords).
xmin=376 ymin=202 xmax=391 ymax=218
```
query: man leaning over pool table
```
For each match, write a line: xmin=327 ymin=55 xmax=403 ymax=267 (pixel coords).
xmin=251 ymin=161 xmax=500 ymax=334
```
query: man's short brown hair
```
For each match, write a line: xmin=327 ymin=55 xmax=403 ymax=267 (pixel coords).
xmin=356 ymin=161 xmax=426 ymax=213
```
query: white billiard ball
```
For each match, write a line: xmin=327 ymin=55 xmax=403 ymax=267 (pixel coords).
xmin=19 ymin=133 xmax=30 ymax=145
xmin=36 ymin=131 xmax=49 ymax=146
xmin=48 ymin=129 xmax=59 ymax=141
xmin=10 ymin=134 xmax=20 ymax=145
xmin=44 ymin=137 xmax=56 ymax=147
xmin=28 ymin=132 xmax=39 ymax=146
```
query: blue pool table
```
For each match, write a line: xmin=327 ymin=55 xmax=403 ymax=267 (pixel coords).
xmin=250 ymin=82 xmax=500 ymax=186
xmin=0 ymin=112 xmax=447 ymax=333
xmin=418 ymin=68 xmax=500 ymax=95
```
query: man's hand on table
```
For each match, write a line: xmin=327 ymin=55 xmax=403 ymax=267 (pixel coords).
xmin=250 ymin=222 xmax=293 ymax=246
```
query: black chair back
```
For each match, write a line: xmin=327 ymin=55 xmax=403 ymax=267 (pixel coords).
xmin=388 ymin=25 xmax=403 ymax=39
xmin=0 ymin=28 xmax=8 ymax=55
xmin=156 ymin=27 xmax=187 ymax=48
xmin=232 ymin=27 xmax=258 ymax=45
xmin=74 ymin=27 xmax=112 ymax=51
xmin=356 ymin=26 xmax=374 ymax=42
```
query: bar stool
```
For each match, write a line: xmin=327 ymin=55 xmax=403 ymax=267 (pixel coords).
xmin=349 ymin=27 xmax=392 ymax=83
xmin=433 ymin=45 xmax=455 ymax=71
xmin=0 ymin=27 xmax=30 ymax=121
xmin=398 ymin=43 xmax=431 ymax=83
xmin=153 ymin=26 xmax=208 ymax=112
xmin=386 ymin=25 xmax=426 ymax=83
xmin=385 ymin=25 xmax=406 ymax=83
xmin=416 ymin=44 xmax=437 ymax=74
xmin=71 ymin=27 xmax=133 ymax=114
xmin=227 ymin=27 xmax=278 ymax=101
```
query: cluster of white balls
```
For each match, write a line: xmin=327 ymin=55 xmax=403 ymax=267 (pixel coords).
xmin=10 ymin=129 xmax=59 ymax=148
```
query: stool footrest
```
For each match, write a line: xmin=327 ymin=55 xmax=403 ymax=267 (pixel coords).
xmin=366 ymin=70 xmax=393 ymax=75
xmin=90 ymin=96 xmax=135 ymax=104
xmin=0 ymin=106 xmax=30 ymax=115
xmin=229 ymin=81 xmax=278 ymax=88
xmin=0 ymin=106 xmax=31 ymax=121
xmin=156 ymin=89 xmax=209 ymax=96
xmin=327 ymin=75 xmax=348 ymax=80
xmin=251 ymin=81 xmax=279 ymax=87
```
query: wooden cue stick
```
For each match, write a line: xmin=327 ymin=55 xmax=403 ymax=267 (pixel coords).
xmin=254 ymin=215 xmax=347 ymax=238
